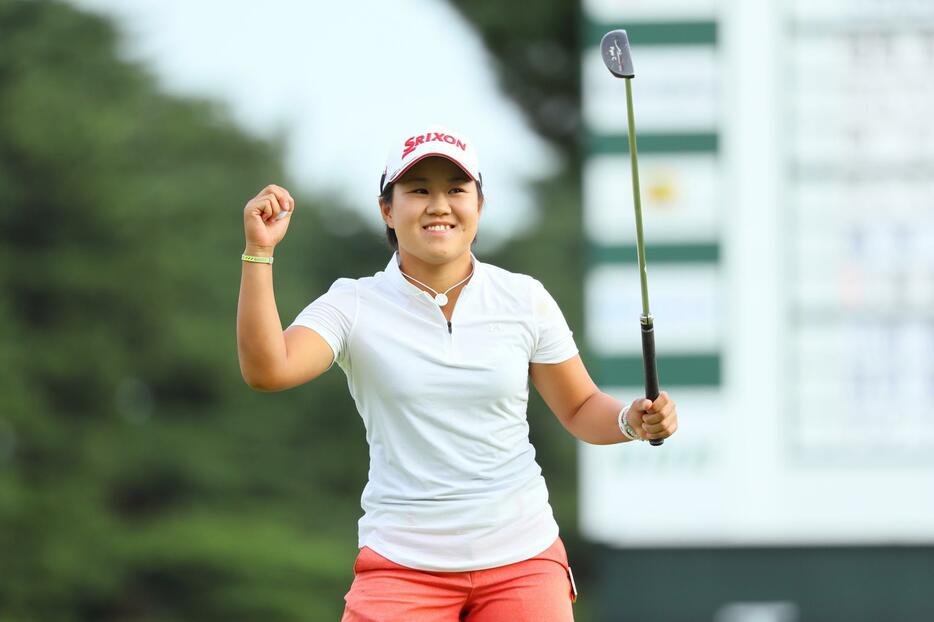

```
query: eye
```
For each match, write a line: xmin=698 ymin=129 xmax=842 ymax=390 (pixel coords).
xmin=449 ymin=186 xmax=466 ymax=194
xmin=410 ymin=188 xmax=429 ymax=194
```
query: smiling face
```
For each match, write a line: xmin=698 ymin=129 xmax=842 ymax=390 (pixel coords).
xmin=379 ymin=156 xmax=483 ymax=266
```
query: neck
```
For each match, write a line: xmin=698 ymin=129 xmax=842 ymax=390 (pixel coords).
xmin=397 ymin=249 xmax=474 ymax=294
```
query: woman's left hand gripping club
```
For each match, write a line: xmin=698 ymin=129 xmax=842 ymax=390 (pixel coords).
xmin=627 ymin=391 xmax=678 ymax=442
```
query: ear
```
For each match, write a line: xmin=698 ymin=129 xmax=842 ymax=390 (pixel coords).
xmin=379 ymin=198 xmax=394 ymax=228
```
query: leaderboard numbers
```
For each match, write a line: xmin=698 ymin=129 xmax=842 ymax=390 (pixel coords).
xmin=788 ymin=4 xmax=934 ymax=460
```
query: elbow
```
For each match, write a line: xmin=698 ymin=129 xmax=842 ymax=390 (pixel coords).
xmin=581 ymin=436 xmax=619 ymax=446
xmin=240 ymin=367 xmax=282 ymax=392
xmin=246 ymin=379 xmax=278 ymax=392
xmin=246 ymin=379 xmax=283 ymax=392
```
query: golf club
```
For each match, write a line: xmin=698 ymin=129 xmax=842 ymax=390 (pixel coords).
xmin=600 ymin=29 xmax=663 ymax=446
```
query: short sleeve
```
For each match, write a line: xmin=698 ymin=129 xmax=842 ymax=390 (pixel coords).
xmin=529 ymin=278 xmax=579 ymax=364
xmin=289 ymin=278 xmax=357 ymax=370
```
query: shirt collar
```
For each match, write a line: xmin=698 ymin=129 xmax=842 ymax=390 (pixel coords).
xmin=385 ymin=251 xmax=482 ymax=297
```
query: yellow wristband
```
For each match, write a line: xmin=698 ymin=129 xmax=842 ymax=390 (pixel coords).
xmin=242 ymin=254 xmax=274 ymax=264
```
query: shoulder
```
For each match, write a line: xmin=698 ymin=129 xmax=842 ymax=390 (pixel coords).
xmin=481 ymin=260 xmax=553 ymax=296
xmin=308 ymin=278 xmax=357 ymax=314
xmin=350 ymin=271 xmax=387 ymax=296
xmin=328 ymin=276 xmax=357 ymax=289
xmin=480 ymin=261 xmax=567 ymax=323
xmin=326 ymin=265 xmax=399 ymax=303
xmin=326 ymin=264 xmax=384 ymax=294
xmin=477 ymin=260 xmax=549 ymax=312
xmin=479 ymin=260 xmax=539 ymax=290
xmin=324 ymin=277 xmax=358 ymax=296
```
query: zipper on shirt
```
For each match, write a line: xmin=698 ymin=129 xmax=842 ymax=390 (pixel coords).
xmin=421 ymin=292 xmax=454 ymax=337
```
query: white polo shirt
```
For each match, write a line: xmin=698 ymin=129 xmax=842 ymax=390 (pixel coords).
xmin=290 ymin=251 xmax=579 ymax=571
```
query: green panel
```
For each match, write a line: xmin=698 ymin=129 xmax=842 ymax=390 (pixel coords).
xmin=589 ymin=132 xmax=719 ymax=154
xmin=591 ymin=243 xmax=720 ymax=264
xmin=585 ymin=19 xmax=718 ymax=47
xmin=594 ymin=546 xmax=934 ymax=622
xmin=595 ymin=354 xmax=720 ymax=387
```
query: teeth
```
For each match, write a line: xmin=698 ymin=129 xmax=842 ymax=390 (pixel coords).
xmin=425 ymin=224 xmax=453 ymax=231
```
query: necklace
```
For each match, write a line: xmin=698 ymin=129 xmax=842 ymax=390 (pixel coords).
xmin=399 ymin=266 xmax=474 ymax=306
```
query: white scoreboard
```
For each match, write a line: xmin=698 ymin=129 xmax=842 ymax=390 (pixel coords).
xmin=580 ymin=0 xmax=934 ymax=547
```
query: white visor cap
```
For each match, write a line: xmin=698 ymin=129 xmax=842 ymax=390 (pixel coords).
xmin=380 ymin=127 xmax=481 ymax=193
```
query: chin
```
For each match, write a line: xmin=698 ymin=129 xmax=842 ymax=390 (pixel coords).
xmin=405 ymin=243 xmax=467 ymax=263
xmin=422 ymin=247 xmax=458 ymax=262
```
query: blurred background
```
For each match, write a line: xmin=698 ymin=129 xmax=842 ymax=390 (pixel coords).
xmin=1 ymin=0 xmax=931 ymax=620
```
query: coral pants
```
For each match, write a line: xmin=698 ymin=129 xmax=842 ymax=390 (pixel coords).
xmin=341 ymin=537 xmax=577 ymax=621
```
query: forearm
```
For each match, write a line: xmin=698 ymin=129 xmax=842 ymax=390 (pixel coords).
xmin=566 ymin=390 xmax=633 ymax=445
xmin=237 ymin=246 xmax=287 ymax=386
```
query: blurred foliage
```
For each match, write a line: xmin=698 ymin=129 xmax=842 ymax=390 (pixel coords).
xmin=0 ymin=0 xmax=591 ymax=620
xmin=450 ymin=0 xmax=581 ymax=154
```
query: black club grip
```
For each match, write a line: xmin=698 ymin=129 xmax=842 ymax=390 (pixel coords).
xmin=641 ymin=316 xmax=663 ymax=447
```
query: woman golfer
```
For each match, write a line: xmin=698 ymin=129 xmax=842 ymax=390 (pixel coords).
xmin=237 ymin=126 xmax=678 ymax=621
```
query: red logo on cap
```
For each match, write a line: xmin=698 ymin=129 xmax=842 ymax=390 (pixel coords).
xmin=402 ymin=132 xmax=467 ymax=159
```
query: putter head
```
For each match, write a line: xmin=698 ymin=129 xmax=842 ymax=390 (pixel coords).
xmin=601 ymin=29 xmax=634 ymax=78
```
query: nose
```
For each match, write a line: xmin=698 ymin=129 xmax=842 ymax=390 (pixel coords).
xmin=426 ymin=192 xmax=452 ymax=215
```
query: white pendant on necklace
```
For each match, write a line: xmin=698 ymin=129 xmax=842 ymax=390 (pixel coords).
xmin=434 ymin=293 xmax=449 ymax=306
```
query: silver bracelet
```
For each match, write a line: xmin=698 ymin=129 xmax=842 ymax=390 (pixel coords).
xmin=617 ymin=405 xmax=642 ymax=441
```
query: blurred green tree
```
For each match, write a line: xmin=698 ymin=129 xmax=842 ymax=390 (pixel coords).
xmin=0 ymin=1 xmax=379 ymax=619
xmin=0 ymin=0 xmax=588 ymax=620
xmin=450 ymin=0 xmax=581 ymax=152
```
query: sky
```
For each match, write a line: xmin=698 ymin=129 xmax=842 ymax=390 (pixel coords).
xmin=68 ymin=0 xmax=559 ymax=248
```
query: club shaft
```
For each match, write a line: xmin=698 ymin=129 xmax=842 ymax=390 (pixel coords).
xmin=625 ymin=77 xmax=664 ymax=447
xmin=625 ymin=78 xmax=651 ymax=317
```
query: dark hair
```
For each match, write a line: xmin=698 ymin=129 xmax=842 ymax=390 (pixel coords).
xmin=379 ymin=180 xmax=484 ymax=250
